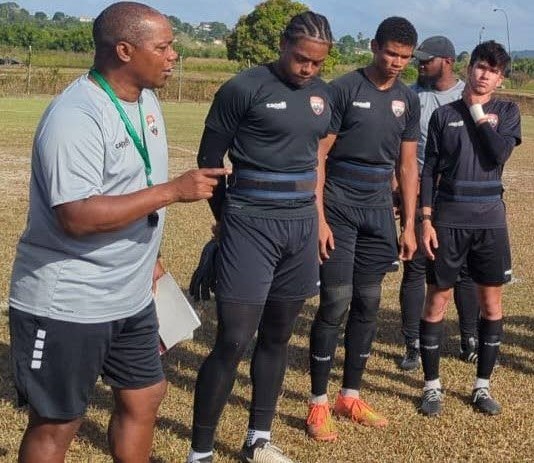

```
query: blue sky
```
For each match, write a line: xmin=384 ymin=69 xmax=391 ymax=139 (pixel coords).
xmin=15 ymin=0 xmax=534 ymax=53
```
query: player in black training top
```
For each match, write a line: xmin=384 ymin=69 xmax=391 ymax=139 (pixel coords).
xmin=305 ymin=17 xmax=419 ymax=442
xmin=398 ymin=35 xmax=481 ymax=373
xmin=187 ymin=12 xmax=334 ymax=463
xmin=418 ymin=41 xmax=521 ymax=417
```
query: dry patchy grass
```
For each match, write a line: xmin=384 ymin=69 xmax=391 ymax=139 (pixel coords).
xmin=0 ymin=97 xmax=532 ymax=462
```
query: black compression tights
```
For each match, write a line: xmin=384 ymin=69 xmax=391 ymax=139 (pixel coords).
xmin=191 ymin=299 xmax=303 ymax=452
xmin=310 ymin=273 xmax=384 ymax=395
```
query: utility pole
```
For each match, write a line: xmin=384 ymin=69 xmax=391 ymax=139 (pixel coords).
xmin=26 ymin=44 xmax=32 ymax=95
xmin=493 ymin=8 xmax=513 ymax=79
xmin=178 ymin=53 xmax=183 ymax=103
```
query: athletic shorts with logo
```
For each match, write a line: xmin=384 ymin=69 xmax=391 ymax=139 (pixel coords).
xmin=9 ymin=302 xmax=164 ymax=420
xmin=320 ymin=201 xmax=399 ymax=285
xmin=216 ymin=213 xmax=319 ymax=304
xmin=426 ymin=226 xmax=512 ymax=288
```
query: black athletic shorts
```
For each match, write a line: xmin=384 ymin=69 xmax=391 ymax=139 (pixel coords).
xmin=320 ymin=201 xmax=399 ymax=284
xmin=426 ymin=226 xmax=512 ymax=288
xmin=9 ymin=302 xmax=164 ymax=420
xmin=216 ymin=213 xmax=319 ymax=304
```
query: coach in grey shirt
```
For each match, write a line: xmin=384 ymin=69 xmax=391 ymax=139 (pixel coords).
xmin=8 ymin=3 xmax=226 ymax=462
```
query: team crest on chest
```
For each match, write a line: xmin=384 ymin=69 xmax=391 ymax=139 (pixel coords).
xmin=391 ymin=100 xmax=405 ymax=117
xmin=486 ymin=113 xmax=499 ymax=128
xmin=310 ymin=96 xmax=325 ymax=115
xmin=146 ymin=114 xmax=159 ymax=136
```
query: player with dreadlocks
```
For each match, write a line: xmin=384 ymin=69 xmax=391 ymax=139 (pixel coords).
xmin=186 ymin=11 xmax=334 ymax=463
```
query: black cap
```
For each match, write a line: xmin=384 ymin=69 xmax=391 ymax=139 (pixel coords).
xmin=413 ymin=36 xmax=456 ymax=61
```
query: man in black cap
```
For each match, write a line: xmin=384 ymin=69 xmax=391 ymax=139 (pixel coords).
xmin=398 ymin=35 xmax=480 ymax=371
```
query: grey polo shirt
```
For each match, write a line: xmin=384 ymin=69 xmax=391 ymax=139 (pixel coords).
xmin=9 ymin=75 xmax=169 ymax=323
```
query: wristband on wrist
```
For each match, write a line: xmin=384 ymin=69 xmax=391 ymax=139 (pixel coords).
xmin=469 ymin=104 xmax=485 ymax=123
xmin=418 ymin=213 xmax=432 ymax=223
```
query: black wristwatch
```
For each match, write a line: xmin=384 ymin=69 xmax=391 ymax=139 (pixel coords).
xmin=418 ymin=213 xmax=432 ymax=223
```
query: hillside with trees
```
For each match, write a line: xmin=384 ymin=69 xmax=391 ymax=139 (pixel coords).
xmin=0 ymin=2 xmax=230 ymax=55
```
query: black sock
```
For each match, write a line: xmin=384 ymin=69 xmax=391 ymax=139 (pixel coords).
xmin=420 ymin=319 xmax=443 ymax=382
xmin=477 ymin=318 xmax=503 ymax=380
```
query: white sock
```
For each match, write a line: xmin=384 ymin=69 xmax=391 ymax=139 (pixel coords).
xmin=246 ymin=429 xmax=271 ymax=447
xmin=340 ymin=388 xmax=359 ymax=398
xmin=423 ymin=379 xmax=442 ymax=391
xmin=474 ymin=377 xmax=490 ymax=390
xmin=187 ymin=449 xmax=213 ymax=463
xmin=310 ymin=394 xmax=328 ymax=404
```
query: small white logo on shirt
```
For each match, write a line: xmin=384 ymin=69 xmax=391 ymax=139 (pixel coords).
xmin=146 ymin=114 xmax=159 ymax=136
xmin=310 ymin=96 xmax=325 ymax=115
xmin=487 ymin=113 xmax=499 ymax=128
xmin=266 ymin=101 xmax=287 ymax=110
xmin=353 ymin=101 xmax=371 ymax=109
xmin=392 ymin=100 xmax=406 ymax=117
xmin=448 ymin=121 xmax=464 ymax=127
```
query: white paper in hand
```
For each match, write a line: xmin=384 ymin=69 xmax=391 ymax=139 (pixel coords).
xmin=154 ymin=272 xmax=201 ymax=353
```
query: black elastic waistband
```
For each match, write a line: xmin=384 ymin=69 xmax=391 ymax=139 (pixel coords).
xmin=327 ymin=159 xmax=393 ymax=191
xmin=228 ymin=169 xmax=316 ymax=200
xmin=438 ymin=178 xmax=503 ymax=203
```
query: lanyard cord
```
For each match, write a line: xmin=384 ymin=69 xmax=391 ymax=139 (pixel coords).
xmin=89 ymin=69 xmax=153 ymax=187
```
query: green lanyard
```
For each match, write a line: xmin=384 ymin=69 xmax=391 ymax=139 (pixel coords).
xmin=89 ymin=69 xmax=153 ymax=187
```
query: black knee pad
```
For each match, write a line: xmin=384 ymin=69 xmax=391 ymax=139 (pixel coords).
xmin=213 ymin=301 xmax=263 ymax=366
xmin=351 ymin=278 xmax=382 ymax=324
xmin=317 ymin=284 xmax=352 ymax=325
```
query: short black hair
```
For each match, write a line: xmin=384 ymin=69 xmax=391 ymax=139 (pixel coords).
xmin=374 ymin=16 xmax=418 ymax=48
xmin=470 ymin=40 xmax=510 ymax=73
xmin=93 ymin=1 xmax=163 ymax=53
xmin=283 ymin=11 xmax=334 ymax=47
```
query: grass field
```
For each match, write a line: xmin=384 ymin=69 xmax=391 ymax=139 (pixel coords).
xmin=0 ymin=97 xmax=532 ymax=462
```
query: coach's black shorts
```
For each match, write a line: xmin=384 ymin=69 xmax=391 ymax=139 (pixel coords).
xmin=9 ymin=302 xmax=164 ymax=420
xmin=320 ymin=202 xmax=398 ymax=286
xmin=426 ymin=226 xmax=512 ymax=288
xmin=216 ymin=213 xmax=319 ymax=304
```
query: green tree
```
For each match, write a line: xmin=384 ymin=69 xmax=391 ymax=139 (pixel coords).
xmin=226 ymin=0 xmax=308 ymax=65
xmin=52 ymin=11 xmax=65 ymax=22
xmin=206 ymin=21 xmax=229 ymax=41
xmin=337 ymin=35 xmax=356 ymax=56
xmin=0 ymin=2 xmax=29 ymax=21
xmin=513 ymin=58 xmax=534 ymax=76
xmin=355 ymin=31 xmax=370 ymax=50
xmin=34 ymin=11 xmax=47 ymax=21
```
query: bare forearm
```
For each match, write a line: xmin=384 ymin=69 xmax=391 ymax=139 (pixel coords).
xmin=55 ymin=183 xmax=175 ymax=236
xmin=399 ymin=145 xmax=418 ymax=230
xmin=55 ymin=168 xmax=228 ymax=237
xmin=315 ymin=155 xmax=327 ymax=223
